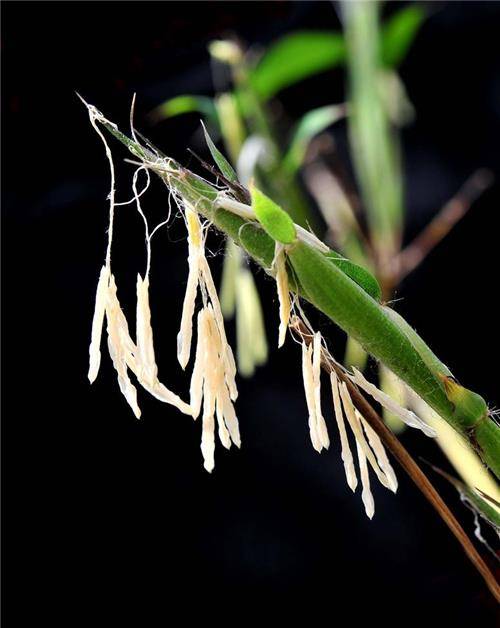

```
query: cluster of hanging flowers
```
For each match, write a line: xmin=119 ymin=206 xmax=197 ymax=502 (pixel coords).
xmin=84 ymin=99 xmax=436 ymax=517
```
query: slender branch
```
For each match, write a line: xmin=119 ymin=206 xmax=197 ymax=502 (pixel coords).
xmin=394 ymin=169 xmax=493 ymax=282
xmin=292 ymin=318 xmax=500 ymax=602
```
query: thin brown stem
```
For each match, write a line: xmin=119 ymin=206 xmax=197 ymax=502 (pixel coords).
xmin=292 ymin=319 xmax=500 ymax=602
xmin=394 ymin=169 xmax=493 ymax=282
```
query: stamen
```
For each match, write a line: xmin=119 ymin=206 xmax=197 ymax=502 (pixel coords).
xmin=106 ymin=276 xmax=141 ymax=419
xmin=330 ymin=371 xmax=358 ymax=491
xmin=191 ymin=306 xmax=241 ymax=471
xmin=136 ymin=274 xmax=158 ymax=388
xmin=301 ymin=341 xmax=322 ymax=452
xmin=359 ymin=414 xmax=398 ymax=493
xmin=199 ymin=256 xmax=238 ymax=400
xmin=201 ymin=378 xmax=216 ymax=473
xmin=351 ymin=367 xmax=437 ymax=437
xmin=339 ymin=381 xmax=392 ymax=490
xmin=88 ymin=265 xmax=110 ymax=383
xmin=274 ymin=243 xmax=291 ymax=348
xmin=312 ymin=332 xmax=330 ymax=449
xmin=190 ymin=309 xmax=206 ymax=420
xmin=178 ymin=207 xmax=202 ymax=369
xmin=355 ymin=438 xmax=375 ymax=520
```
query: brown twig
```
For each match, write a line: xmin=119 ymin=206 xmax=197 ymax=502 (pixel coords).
xmin=394 ymin=169 xmax=494 ymax=283
xmin=292 ymin=318 xmax=500 ymax=602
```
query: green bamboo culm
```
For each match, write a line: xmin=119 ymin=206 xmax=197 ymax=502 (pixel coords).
xmin=96 ymin=117 xmax=500 ymax=480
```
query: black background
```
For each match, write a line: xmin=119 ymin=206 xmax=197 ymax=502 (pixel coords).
xmin=3 ymin=1 xmax=500 ymax=624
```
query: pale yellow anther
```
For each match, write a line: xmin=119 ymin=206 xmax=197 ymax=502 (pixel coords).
xmin=186 ymin=207 xmax=202 ymax=247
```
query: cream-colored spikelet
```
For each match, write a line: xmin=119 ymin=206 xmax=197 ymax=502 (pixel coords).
xmin=136 ymin=274 xmax=158 ymax=388
xmin=273 ymin=243 xmax=291 ymax=348
xmin=89 ymin=267 xmax=191 ymax=418
xmin=190 ymin=305 xmax=241 ymax=472
xmin=330 ymin=371 xmax=357 ymax=492
xmin=298 ymin=325 xmax=398 ymax=518
xmin=88 ymin=264 xmax=111 ymax=383
xmin=105 ymin=275 xmax=141 ymax=419
xmin=177 ymin=208 xmax=202 ymax=370
xmin=178 ymin=206 xmax=238 ymax=403
xmin=135 ymin=274 xmax=191 ymax=414
xmin=300 ymin=332 xmax=330 ymax=452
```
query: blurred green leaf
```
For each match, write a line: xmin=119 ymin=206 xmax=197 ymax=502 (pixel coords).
xmin=250 ymin=185 xmax=297 ymax=244
xmin=284 ymin=104 xmax=346 ymax=174
xmin=381 ymin=4 xmax=426 ymax=67
xmin=249 ymin=31 xmax=346 ymax=101
xmin=344 ymin=0 xmax=404 ymax=264
xmin=149 ymin=95 xmax=218 ymax=126
xmin=220 ymin=239 xmax=240 ymax=318
xmin=201 ymin=121 xmax=238 ymax=183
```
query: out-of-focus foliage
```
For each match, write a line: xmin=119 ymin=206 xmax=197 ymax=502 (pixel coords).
xmin=148 ymin=2 xmax=498 ymax=514
xmin=249 ymin=31 xmax=346 ymax=100
xmin=283 ymin=104 xmax=346 ymax=174
xmin=381 ymin=4 xmax=426 ymax=67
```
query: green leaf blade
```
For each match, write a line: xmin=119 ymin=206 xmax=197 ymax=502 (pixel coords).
xmin=149 ymin=95 xmax=218 ymax=125
xmin=381 ymin=4 xmax=426 ymax=67
xmin=202 ymin=122 xmax=238 ymax=183
xmin=249 ymin=31 xmax=346 ymax=101
xmin=284 ymin=104 xmax=346 ymax=173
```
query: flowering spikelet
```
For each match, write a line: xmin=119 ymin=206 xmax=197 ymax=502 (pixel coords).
xmin=274 ymin=243 xmax=291 ymax=348
xmin=359 ymin=414 xmax=398 ymax=492
xmin=178 ymin=206 xmax=238 ymax=402
xmin=296 ymin=319 xmax=398 ymax=518
xmin=105 ymin=275 xmax=141 ymax=419
xmin=191 ymin=305 xmax=241 ymax=472
xmin=312 ymin=333 xmax=330 ymax=449
xmin=136 ymin=274 xmax=158 ymax=387
xmin=330 ymin=371 xmax=357 ymax=491
xmin=338 ymin=380 xmax=393 ymax=491
xmin=135 ymin=275 xmax=191 ymax=414
xmin=89 ymin=268 xmax=191 ymax=418
xmin=355 ymin=437 xmax=375 ymax=519
xmin=88 ymin=264 xmax=110 ymax=383
xmin=302 ymin=341 xmax=322 ymax=452
xmin=300 ymin=332 xmax=330 ymax=451
xmin=177 ymin=208 xmax=202 ymax=370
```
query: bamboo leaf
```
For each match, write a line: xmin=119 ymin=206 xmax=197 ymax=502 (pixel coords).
xmin=381 ymin=4 xmax=426 ymax=68
xmin=249 ymin=31 xmax=346 ymax=101
xmin=250 ymin=185 xmax=297 ymax=245
xmin=149 ymin=95 xmax=218 ymax=126
xmin=344 ymin=1 xmax=404 ymax=264
xmin=202 ymin=121 xmax=238 ymax=183
xmin=284 ymin=105 xmax=346 ymax=174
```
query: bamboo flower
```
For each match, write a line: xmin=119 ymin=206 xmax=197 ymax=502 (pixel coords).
xmin=178 ymin=206 xmax=238 ymax=401
xmin=105 ymin=274 xmax=141 ymax=418
xmin=350 ymin=367 xmax=436 ymax=437
xmin=298 ymin=324 xmax=397 ymax=517
xmin=191 ymin=305 xmax=241 ymax=472
xmin=88 ymin=264 xmax=111 ymax=383
xmin=273 ymin=243 xmax=291 ymax=348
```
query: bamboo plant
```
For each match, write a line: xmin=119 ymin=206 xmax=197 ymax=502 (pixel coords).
xmin=80 ymin=1 xmax=500 ymax=602
xmin=151 ymin=2 xmax=498 ymax=500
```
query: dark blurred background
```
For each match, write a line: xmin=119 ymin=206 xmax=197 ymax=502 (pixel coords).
xmin=2 ymin=1 xmax=500 ymax=624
